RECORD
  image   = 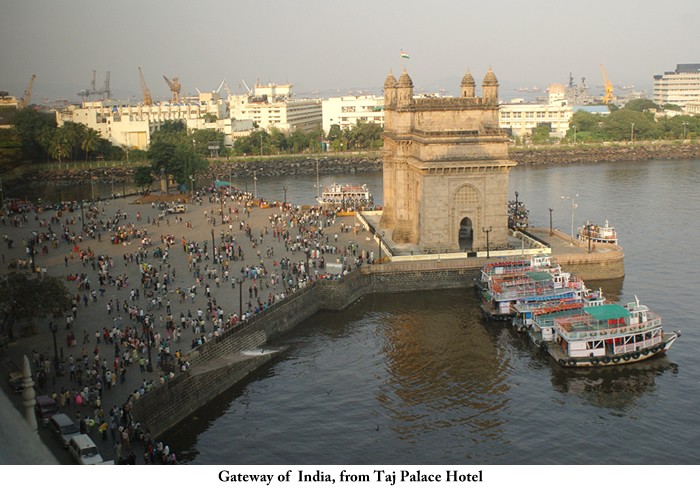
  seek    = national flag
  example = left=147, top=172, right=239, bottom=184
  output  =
left=401, top=50, right=409, bottom=59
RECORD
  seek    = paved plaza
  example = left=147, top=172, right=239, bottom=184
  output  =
left=0, top=188, right=382, bottom=464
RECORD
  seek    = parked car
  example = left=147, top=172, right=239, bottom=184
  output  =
left=8, top=371, right=23, bottom=393
left=67, top=434, right=104, bottom=465
left=48, top=413, right=80, bottom=448
left=168, top=204, right=187, bottom=214
left=34, top=395, right=59, bottom=426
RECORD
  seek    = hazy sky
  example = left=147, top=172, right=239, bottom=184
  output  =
left=2, top=0, right=699, bottom=102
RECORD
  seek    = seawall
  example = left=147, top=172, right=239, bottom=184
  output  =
left=510, top=143, right=700, bottom=165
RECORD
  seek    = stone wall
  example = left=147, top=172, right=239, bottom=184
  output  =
left=510, top=143, right=700, bottom=165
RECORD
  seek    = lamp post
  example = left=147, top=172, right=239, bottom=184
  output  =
left=630, top=122, right=635, bottom=143
left=561, top=194, right=578, bottom=245
left=189, top=175, right=195, bottom=200
left=482, top=227, right=492, bottom=258
left=283, top=186, right=288, bottom=204
left=211, top=228, right=215, bottom=251
left=90, top=169, right=95, bottom=202
left=377, top=231, right=384, bottom=264
left=548, top=208, right=553, bottom=237
left=572, top=125, right=577, bottom=145
left=49, top=321, right=59, bottom=370
left=683, top=121, right=688, bottom=141
left=237, top=277, right=244, bottom=320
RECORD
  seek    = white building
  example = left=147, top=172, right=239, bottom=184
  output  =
left=56, top=93, right=254, bottom=150
left=227, top=81, right=322, bottom=135
left=499, top=84, right=573, bottom=138
left=322, top=95, right=384, bottom=134
left=653, top=64, right=700, bottom=110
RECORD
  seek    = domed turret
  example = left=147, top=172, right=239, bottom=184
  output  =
left=396, top=67, right=414, bottom=106
left=397, top=67, right=413, bottom=88
left=461, top=68, right=476, bottom=98
left=482, top=66, right=499, bottom=102
left=384, top=70, right=397, bottom=88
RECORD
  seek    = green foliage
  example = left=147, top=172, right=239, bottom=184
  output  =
left=134, top=166, right=155, bottom=194
left=9, top=107, right=57, bottom=162
left=663, top=103, right=682, bottom=112
left=0, top=128, right=22, bottom=170
left=601, top=109, right=662, bottom=141
left=624, top=99, right=660, bottom=112
left=566, top=110, right=604, bottom=142
left=148, top=140, right=208, bottom=187
left=531, top=125, right=552, bottom=144
left=0, top=272, right=73, bottom=339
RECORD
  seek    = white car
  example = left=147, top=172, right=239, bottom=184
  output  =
left=68, top=434, right=104, bottom=465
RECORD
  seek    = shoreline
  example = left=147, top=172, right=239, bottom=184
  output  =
left=8, top=142, right=700, bottom=187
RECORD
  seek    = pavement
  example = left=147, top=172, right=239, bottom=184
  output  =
left=0, top=189, right=382, bottom=464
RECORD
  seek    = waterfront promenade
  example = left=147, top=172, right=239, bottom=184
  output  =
left=0, top=189, right=381, bottom=464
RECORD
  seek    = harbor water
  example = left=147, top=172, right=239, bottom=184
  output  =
left=18, top=159, right=700, bottom=464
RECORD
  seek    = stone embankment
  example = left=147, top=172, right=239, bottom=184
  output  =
left=510, top=143, right=700, bottom=165
left=16, top=143, right=700, bottom=187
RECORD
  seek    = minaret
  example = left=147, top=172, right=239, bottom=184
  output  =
left=396, top=67, right=414, bottom=107
left=383, top=70, right=397, bottom=107
left=460, top=69, right=476, bottom=98
left=482, top=66, right=499, bottom=102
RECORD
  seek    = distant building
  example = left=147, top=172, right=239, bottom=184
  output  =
left=499, top=84, right=573, bottom=138
left=56, top=93, right=253, bottom=150
left=322, top=95, right=384, bottom=134
left=228, top=81, right=322, bottom=135
left=653, top=64, right=700, bottom=109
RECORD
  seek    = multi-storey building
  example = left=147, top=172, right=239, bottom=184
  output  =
left=499, top=84, right=573, bottom=138
left=322, top=95, right=384, bottom=134
left=228, top=81, right=322, bottom=134
left=653, top=64, right=700, bottom=110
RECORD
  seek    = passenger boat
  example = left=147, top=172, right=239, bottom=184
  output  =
left=316, top=183, right=372, bottom=207
left=512, top=287, right=606, bottom=333
left=479, top=268, right=586, bottom=321
left=535, top=298, right=680, bottom=367
left=476, top=255, right=553, bottom=292
left=577, top=220, right=618, bottom=245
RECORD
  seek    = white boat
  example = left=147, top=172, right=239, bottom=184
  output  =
left=577, top=220, right=618, bottom=245
left=534, top=298, right=680, bottom=367
left=316, top=183, right=372, bottom=206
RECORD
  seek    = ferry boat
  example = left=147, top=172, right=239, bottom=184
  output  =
left=512, top=287, right=606, bottom=334
left=577, top=220, right=618, bottom=245
left=536, top=299, right=680, bottom=367
left=316, top=183, right=372, bottom=207
left=476, top=255, right=554, bottom=292
left=479, top=268, right=586, bottom=321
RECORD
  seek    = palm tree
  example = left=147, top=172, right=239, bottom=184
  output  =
left=48, top=132, right=71, bottom=165
left=61, top=122, right=84, bottom=161
left=81, top=128, right=100, bottom=162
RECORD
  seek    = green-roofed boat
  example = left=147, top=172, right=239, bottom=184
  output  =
left=535, top=298, right=680, bottom=367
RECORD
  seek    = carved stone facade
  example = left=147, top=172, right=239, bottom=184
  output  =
left=380, top=67, right=516, bottom=252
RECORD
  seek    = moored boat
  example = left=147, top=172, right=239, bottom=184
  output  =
left=316, top=183, right=372, bottom=207
left=536, top=299, right=680, bottom=367
left=577, top=220, right=618, bottom=245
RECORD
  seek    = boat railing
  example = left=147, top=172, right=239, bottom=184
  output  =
left=613, top=332, right=663, bottom=355
left=554, top=313, right=662, bottom=341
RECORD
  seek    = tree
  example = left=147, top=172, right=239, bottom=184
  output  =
left=9, top=107, right=57, bottom=162
left=624, top=99, right=660, bottom=112
left=531, top=124, right=552, bottom=144
left=148, top=140, right=208, bottom=187
left=134, top=166, right=155, bottom=194
left=663, top=103, right=682, bottom=112
left=0, top=273, right=73, bottom=339
left=601, top=109, right=661, bottom=141
left=81, top=127, right=100, bottom=162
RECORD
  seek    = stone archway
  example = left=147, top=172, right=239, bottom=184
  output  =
left=459, top=217, right=474, bottom=251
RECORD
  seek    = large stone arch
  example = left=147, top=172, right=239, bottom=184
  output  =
left=452, top=184, right=482, bottom=251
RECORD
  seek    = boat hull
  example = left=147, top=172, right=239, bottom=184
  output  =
left=541, top=332, right=679, bottom=368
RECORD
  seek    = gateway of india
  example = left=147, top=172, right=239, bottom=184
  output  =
left=379, top=66, right=516, bottom=253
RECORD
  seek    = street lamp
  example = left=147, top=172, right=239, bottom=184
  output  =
left=189, top=174, right=195, bottom=200
left=683, top=121, right=688, bottom=141
left=548, top=208, right=553, bottom=237
left=211, top=228, right=215, bottom=251
left=630, top=122, right=635, bottom=143
left=572, top=125, right=577, bottom=145
left=283, top=186, right=288, bottom=204
left=49, top=322, right=59, bottom=370
left=482, top=227, right=492, bottom=258
left=561, top=194, right=578, bottom=245
left=237, top=277, right=245, bottom=320
left=377, top=231, right=384, bottom=264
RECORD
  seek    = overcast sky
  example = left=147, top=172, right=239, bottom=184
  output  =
left=2, top=0, right=699, bottom=103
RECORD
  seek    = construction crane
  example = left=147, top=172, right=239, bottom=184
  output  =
left=78, top=71, right=111, bottom=101
left=163, top=76, right=181, bottom=104
left=241, top=79, right=253, bottom=95
left=139, top=67, right=153, bottom=106
left=215, top=79, right=232, bottom=97
left=19, top=74, right=36, bottom=109
left=600, top=64, right=614, bottom=104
